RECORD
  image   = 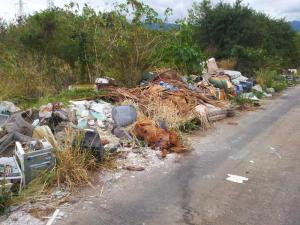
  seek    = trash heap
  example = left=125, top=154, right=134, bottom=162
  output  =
left=0, top=100, right=117, bottom=189
left=199, top=58, right=277, bottom=101
left=0, top=61, right=252, bottom=190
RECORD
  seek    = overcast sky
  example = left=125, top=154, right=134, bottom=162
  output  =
left=0, top=0, right=299, bottom=22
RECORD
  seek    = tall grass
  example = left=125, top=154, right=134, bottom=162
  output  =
left=255, top=69, right=287, bottom=91
left=51, top=129, right=97, bottom=191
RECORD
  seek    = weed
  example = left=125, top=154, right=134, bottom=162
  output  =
left=51, top=129, right=98, bottom=191
left=252, top=90, right=264, bottom=99
left=273, top=81, right=288, bottom=92
left=0, top=180, right=12, bottom=215
left=255, top=69, right=288, bottom=92
left=179, top=118, right=200, bottom=133
left=231, top=95, right=254, bottom=106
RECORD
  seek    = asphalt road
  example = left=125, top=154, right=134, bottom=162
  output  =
left=58, top=86, right=300, bottom=225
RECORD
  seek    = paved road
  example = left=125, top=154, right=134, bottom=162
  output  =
left=59, top=86, right=300, bottom=225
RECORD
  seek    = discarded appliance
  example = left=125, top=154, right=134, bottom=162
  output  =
left=0, top=156, right=23, bottom=190
left=15, top=139, right=54, bottom=185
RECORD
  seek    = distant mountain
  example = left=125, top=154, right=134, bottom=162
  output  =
left=290, top=21, right=300, bottom=32
left=145, top=23, right=179, bottom=31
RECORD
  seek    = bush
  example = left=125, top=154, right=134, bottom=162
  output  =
left=255, top=69, right=287, bottom=92
left=273, top=81, right=288, bottom=92
left=161, top=21, right=206, bottom=74
left=232, top=95, right=254, bottom=106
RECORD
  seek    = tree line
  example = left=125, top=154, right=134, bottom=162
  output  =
left=0, top=0, right=299, bottom=100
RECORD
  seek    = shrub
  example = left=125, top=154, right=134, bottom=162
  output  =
left=255, top=69, right=287, bottom=92
left=273, top=81, right=288, bottom=92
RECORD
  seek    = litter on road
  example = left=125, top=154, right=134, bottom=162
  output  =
left=226, top=174, right=249, bottom=184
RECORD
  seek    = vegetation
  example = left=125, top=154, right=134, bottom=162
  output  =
left=255, top=69, right=288, bottom=91
left=0, top=181, right=11, bottom=215
left=0, top=0, right=299, bottom=214
left=188, top=0, right=299, bottom=75
left=231, top=94, right=258, bottom=110
left=1, top=0, right=297, bottom=104
left=17, top=88, right=107, bottom=109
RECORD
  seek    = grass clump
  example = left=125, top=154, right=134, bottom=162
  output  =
left=231, top=95, right=256, bottom=109
left=255, top=69, right=287, bottom=92
left=12, top=129, right=99, bottom=204
left=179, top=118, right=201, bottom=133
left=50, top=130, right=98, bottom=191
left=0, top=181, right=12, bottom=215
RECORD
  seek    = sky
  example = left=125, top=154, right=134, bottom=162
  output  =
left=0, top=0, right=299, bottom=22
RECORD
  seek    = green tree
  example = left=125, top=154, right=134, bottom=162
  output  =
left=188, top=0, right=298, bottom=74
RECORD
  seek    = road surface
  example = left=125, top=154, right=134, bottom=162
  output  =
left=58, top=86, right=300, bottom=225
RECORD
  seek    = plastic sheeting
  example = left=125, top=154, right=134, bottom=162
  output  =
left=224, top=70, right=248, bottom=85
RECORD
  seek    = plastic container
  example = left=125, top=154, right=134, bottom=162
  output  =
left=112, top=105, right=137, bottom=127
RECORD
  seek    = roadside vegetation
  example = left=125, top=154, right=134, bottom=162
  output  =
left=0, top=0, right=299, bottom=104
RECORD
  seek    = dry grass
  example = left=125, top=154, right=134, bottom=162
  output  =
left=122, top=98, right=193, bottom=130
left=217, top=58, right=237, bottom=70
left=53, top=129, right=97, bottom=191
left=146, top=101, right=192, bottom=130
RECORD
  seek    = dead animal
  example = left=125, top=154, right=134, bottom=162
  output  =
left=133, top=118, right=183, bottom=154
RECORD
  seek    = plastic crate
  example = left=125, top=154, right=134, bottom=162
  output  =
left=15, top=139, right=54, bottom=185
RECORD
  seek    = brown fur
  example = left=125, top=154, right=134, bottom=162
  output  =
left=133, top=118, right=183, bottom=154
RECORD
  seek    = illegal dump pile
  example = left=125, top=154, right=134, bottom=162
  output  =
left=0, top=59, right=290, bottom=217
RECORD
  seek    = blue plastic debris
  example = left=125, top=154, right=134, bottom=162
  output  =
left=159, top=81, right=178, bottom=91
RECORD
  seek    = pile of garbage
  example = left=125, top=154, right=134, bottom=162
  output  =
left=0, top=60, right=261, bottom=190
left=200, top=58, right=277, bottom=101
left=0, top=100, right=133, bottom=189
left=0, top=96, right=188, bottom=190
